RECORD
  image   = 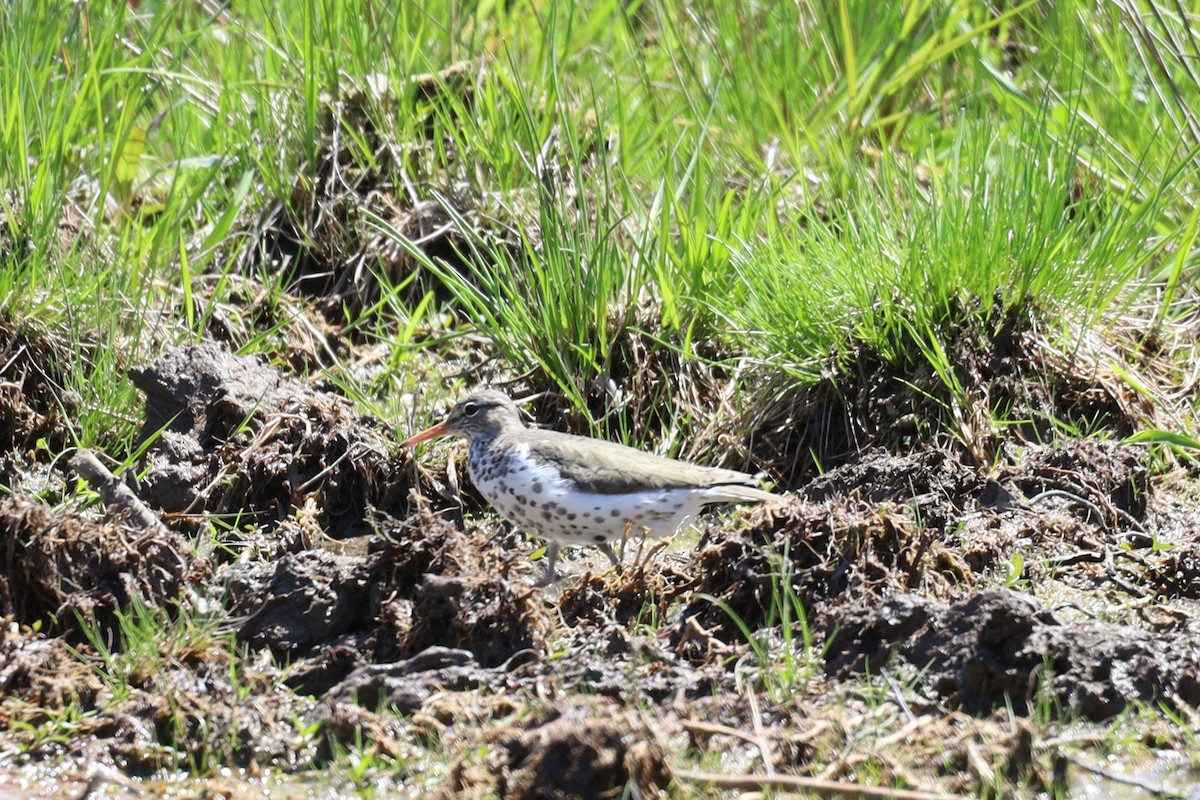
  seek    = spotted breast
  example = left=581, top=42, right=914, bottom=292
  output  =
left=469, top=441, right=705, bottom=548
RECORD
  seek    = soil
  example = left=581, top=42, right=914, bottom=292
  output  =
left=1, top=335, right=1198, bottom=798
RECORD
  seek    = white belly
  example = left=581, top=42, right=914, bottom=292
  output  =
left=469, top=443, right=707, bottom=547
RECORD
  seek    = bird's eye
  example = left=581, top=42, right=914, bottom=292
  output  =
left=462, top=401, right=480, bottom=417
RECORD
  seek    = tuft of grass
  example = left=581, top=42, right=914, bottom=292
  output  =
left=701, top=546, right=817, bottom=704
left=6, top=700, right=94, bottom=759
left=727, top=122, right=1169, bottom=378
left=71, top=594, right=226, bottom=701
left=2, top=0, right=1198, bottom=454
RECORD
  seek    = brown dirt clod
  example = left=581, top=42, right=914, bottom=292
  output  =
left=129, top=343, right=411, bottom=540
left=0, top=497, right=189, bottom=639
left=439, top=702, right=670, bottom=800
left=825, top=588, right=1200, bottom=721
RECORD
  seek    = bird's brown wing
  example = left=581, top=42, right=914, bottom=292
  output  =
left=522, top=428, right=765, bottom=495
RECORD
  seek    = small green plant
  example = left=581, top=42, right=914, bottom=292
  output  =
left=326, top=725, right=393, bottom=798
left=629, top=589, right=662, bottom=638
left=70, top=596, right=235, bottom=729
left=700, top=545, right=816, bottom=703
left=1031, top=655, right=1065, bottom=725
left=1127, top=428, right=1200, bottom=458
left=1005, top=551, right=1028, bottom=589
left=7, top=700, right=93, bottom=757
left=68, top=593, right=263, bottom=776
left=74, top=595, right=214, bottom=690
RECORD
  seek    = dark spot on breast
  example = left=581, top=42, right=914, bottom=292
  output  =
left=610, top=508, right=621, bottom=517
left=529, top=500, right=538, bottom=509
left=567, top=513, right=576, bottom=521
left=532, top=482, right=543, bottom=494
left=593, top=516, right=606, bottom=525
left=593, top=534, right=606, bottom=542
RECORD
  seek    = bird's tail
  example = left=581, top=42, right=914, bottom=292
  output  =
left=706, top=484, right=779, bottom=504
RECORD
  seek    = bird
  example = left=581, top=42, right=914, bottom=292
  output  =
left=401, top=389, right=777, bottom=584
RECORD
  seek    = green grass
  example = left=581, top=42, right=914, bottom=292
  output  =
left=3, top=0, right=1197, bottom=453
left=71, top=594, right=224, bottom=699
left=67, top=594, right=266, bottom=775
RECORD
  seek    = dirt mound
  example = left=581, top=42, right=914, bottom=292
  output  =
left=800, top=447, right=986, bottom=524
left=0, top=624, right=104, bottom=712
left=666, top=435, right=1193, bottom=724
left=747, top=303, right=1154, bottom=483
left=0, top=323, right=73, bottom=447
left=558, top=556, right=695, bottom=629
left=369, top=510, right=552, bottom=668
left=217, top=509, right=552, bottom=694
left=0, top=497, right=190, bottom=638
left=1003, top=436, right=1149, bottom=522
left=326, top=646, right=490, bottom=713
left=237, top=63, right=521, bottom=320
left=0, top=321, right=78, bottom=493
left=439, top=701, right=670, bottom=800
left=81, top=645, right=318, bottom=775
left=675, top=498, right=930, bottom=654
left=826, top=588, right=1200, bottom=721
left=129, top=344, right=411, bottom=539
left=680, top=437, right=1155, bottom=649
left=0, top=614, right=403, bottom=775
left=224, top=548, right=373, bottom=656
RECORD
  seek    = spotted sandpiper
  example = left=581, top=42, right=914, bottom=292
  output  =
left=401, top=389, right=777, bottom=584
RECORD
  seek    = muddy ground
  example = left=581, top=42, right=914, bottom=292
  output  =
left=0, top=331, right=1198, bottom=799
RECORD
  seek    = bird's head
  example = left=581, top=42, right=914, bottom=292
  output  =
left=401, top=389, right=526, bottom=446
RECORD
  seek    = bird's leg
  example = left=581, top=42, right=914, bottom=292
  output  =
left=597, top=541, right=620, bottom=567
left=533, top=541, right=561, bottom=586
left=619, top=520, right=635, bottom=564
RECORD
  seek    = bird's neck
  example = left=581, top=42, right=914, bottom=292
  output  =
left=468, top=431, right=505, bottom=461
left=468, top=426, right=528, bottom=459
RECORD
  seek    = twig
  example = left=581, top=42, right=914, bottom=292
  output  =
left=873, top=716, right=926, bottom=750
left=75, top=766, right=139, bottom=800
left=70, top=450, right=168, bottom=535
left=1037, top=731, right=1108, bottom=749
left=1027, top=489, right=1110, bottom=526
left=1028, top=486, right=1150, bottom=537
left=1170, top=692, right=1200, bottom=729
left=1061, top=753, right=1182, bottom=798
left=682, top=719, right=771, bottom=750
left=964, top=740, right=997, bottom=794
left=673, top=769, right=966, bottom=800
left=744, top=680, right=777, bottom=775
left=682, top=716, right=777, bottom=776
left=885, top=672, right=916, bottom=723
left=1105, top=564, right=1148, bottom=597
left=1043, top=549, right=1104, bottom=567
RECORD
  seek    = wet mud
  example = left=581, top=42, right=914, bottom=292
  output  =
left=1, top=341, right=1198, bottom=797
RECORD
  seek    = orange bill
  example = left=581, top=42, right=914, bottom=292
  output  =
left=400, top=421, right=450, bottom=447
